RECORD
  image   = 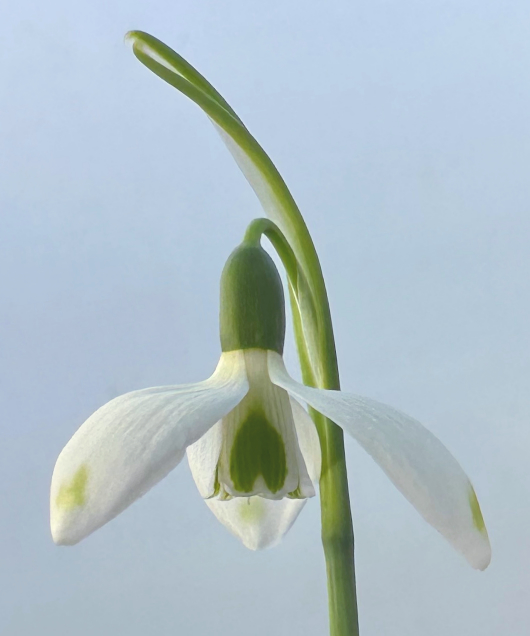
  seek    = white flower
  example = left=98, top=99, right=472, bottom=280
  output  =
left=50, top=242, right=491, bottom=570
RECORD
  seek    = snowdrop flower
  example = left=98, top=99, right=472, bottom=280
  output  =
left=51, top=232, right=490, bottom=570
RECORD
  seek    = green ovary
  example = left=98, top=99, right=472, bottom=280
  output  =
left=230, top=411, right=287, bottom=494
left=56, top=465, right=89, bottom=510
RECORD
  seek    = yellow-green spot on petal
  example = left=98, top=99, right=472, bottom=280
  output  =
left=56, top=465, right=89, bottom=510
left=469, top=487, right=486, bottom=534
left=239, top=497, right=265, bottom=524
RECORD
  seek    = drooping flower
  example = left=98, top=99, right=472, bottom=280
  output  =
left=51, top=234, right=491, bottom=570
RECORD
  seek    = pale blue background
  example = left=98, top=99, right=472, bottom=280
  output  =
left=1, top=1, right=530, bottom=634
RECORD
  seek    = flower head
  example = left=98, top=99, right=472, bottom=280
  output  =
left=51, top=233, right=490, bottom=569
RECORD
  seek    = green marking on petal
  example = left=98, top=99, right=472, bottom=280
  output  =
left=469, top=487, right=486, bottom=534
left=230, top=410, right=287, bottom=494
left=208, top=467, right=221, bottom=499
left=287, top=486, right=304, bottom=499
left=239, top=497, right=265, bottom=523
left=56, top=465, right=89, bottom=510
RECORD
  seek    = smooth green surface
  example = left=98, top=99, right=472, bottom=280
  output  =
left=129, top=32, right=359, bottom=636
left=230, top=410, right=287, bottom=494
left=219, top=244, right=285, bottom=354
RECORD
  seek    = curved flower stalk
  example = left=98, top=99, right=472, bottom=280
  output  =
left=51, top=229, right=490, bottom=573
left=125, top=31, right=331, bottom=385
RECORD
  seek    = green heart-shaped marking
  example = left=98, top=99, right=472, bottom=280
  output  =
left=230, top=411, right=287, bottom=494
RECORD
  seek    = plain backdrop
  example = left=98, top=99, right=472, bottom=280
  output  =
left=2, top=1, right=530, bottom=634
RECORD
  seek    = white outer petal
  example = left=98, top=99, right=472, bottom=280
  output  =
left=204, top=497, right=307, bottom=550
left=290, top=398, right=321, bottom=484
left=268, top=352, right=491, bottom=570
left=50, top=351, right=248, bottom=545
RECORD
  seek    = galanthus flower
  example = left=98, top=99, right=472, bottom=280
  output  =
left=51, top=230, right=490, bottom=570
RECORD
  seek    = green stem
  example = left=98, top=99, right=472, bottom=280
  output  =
left=245, top=218, right=359, bottom=636
left=128, top=33, right=359, bottom=636
left=244, top=218, right=301, bottom=287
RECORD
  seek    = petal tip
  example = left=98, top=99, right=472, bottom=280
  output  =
left=468, top=541, right=492, bottom=571
left=469, top=487, right=487, bottom=534
left=50, top=517, right=80, bottom=546
left=466, top=486, right=491, bottom=570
